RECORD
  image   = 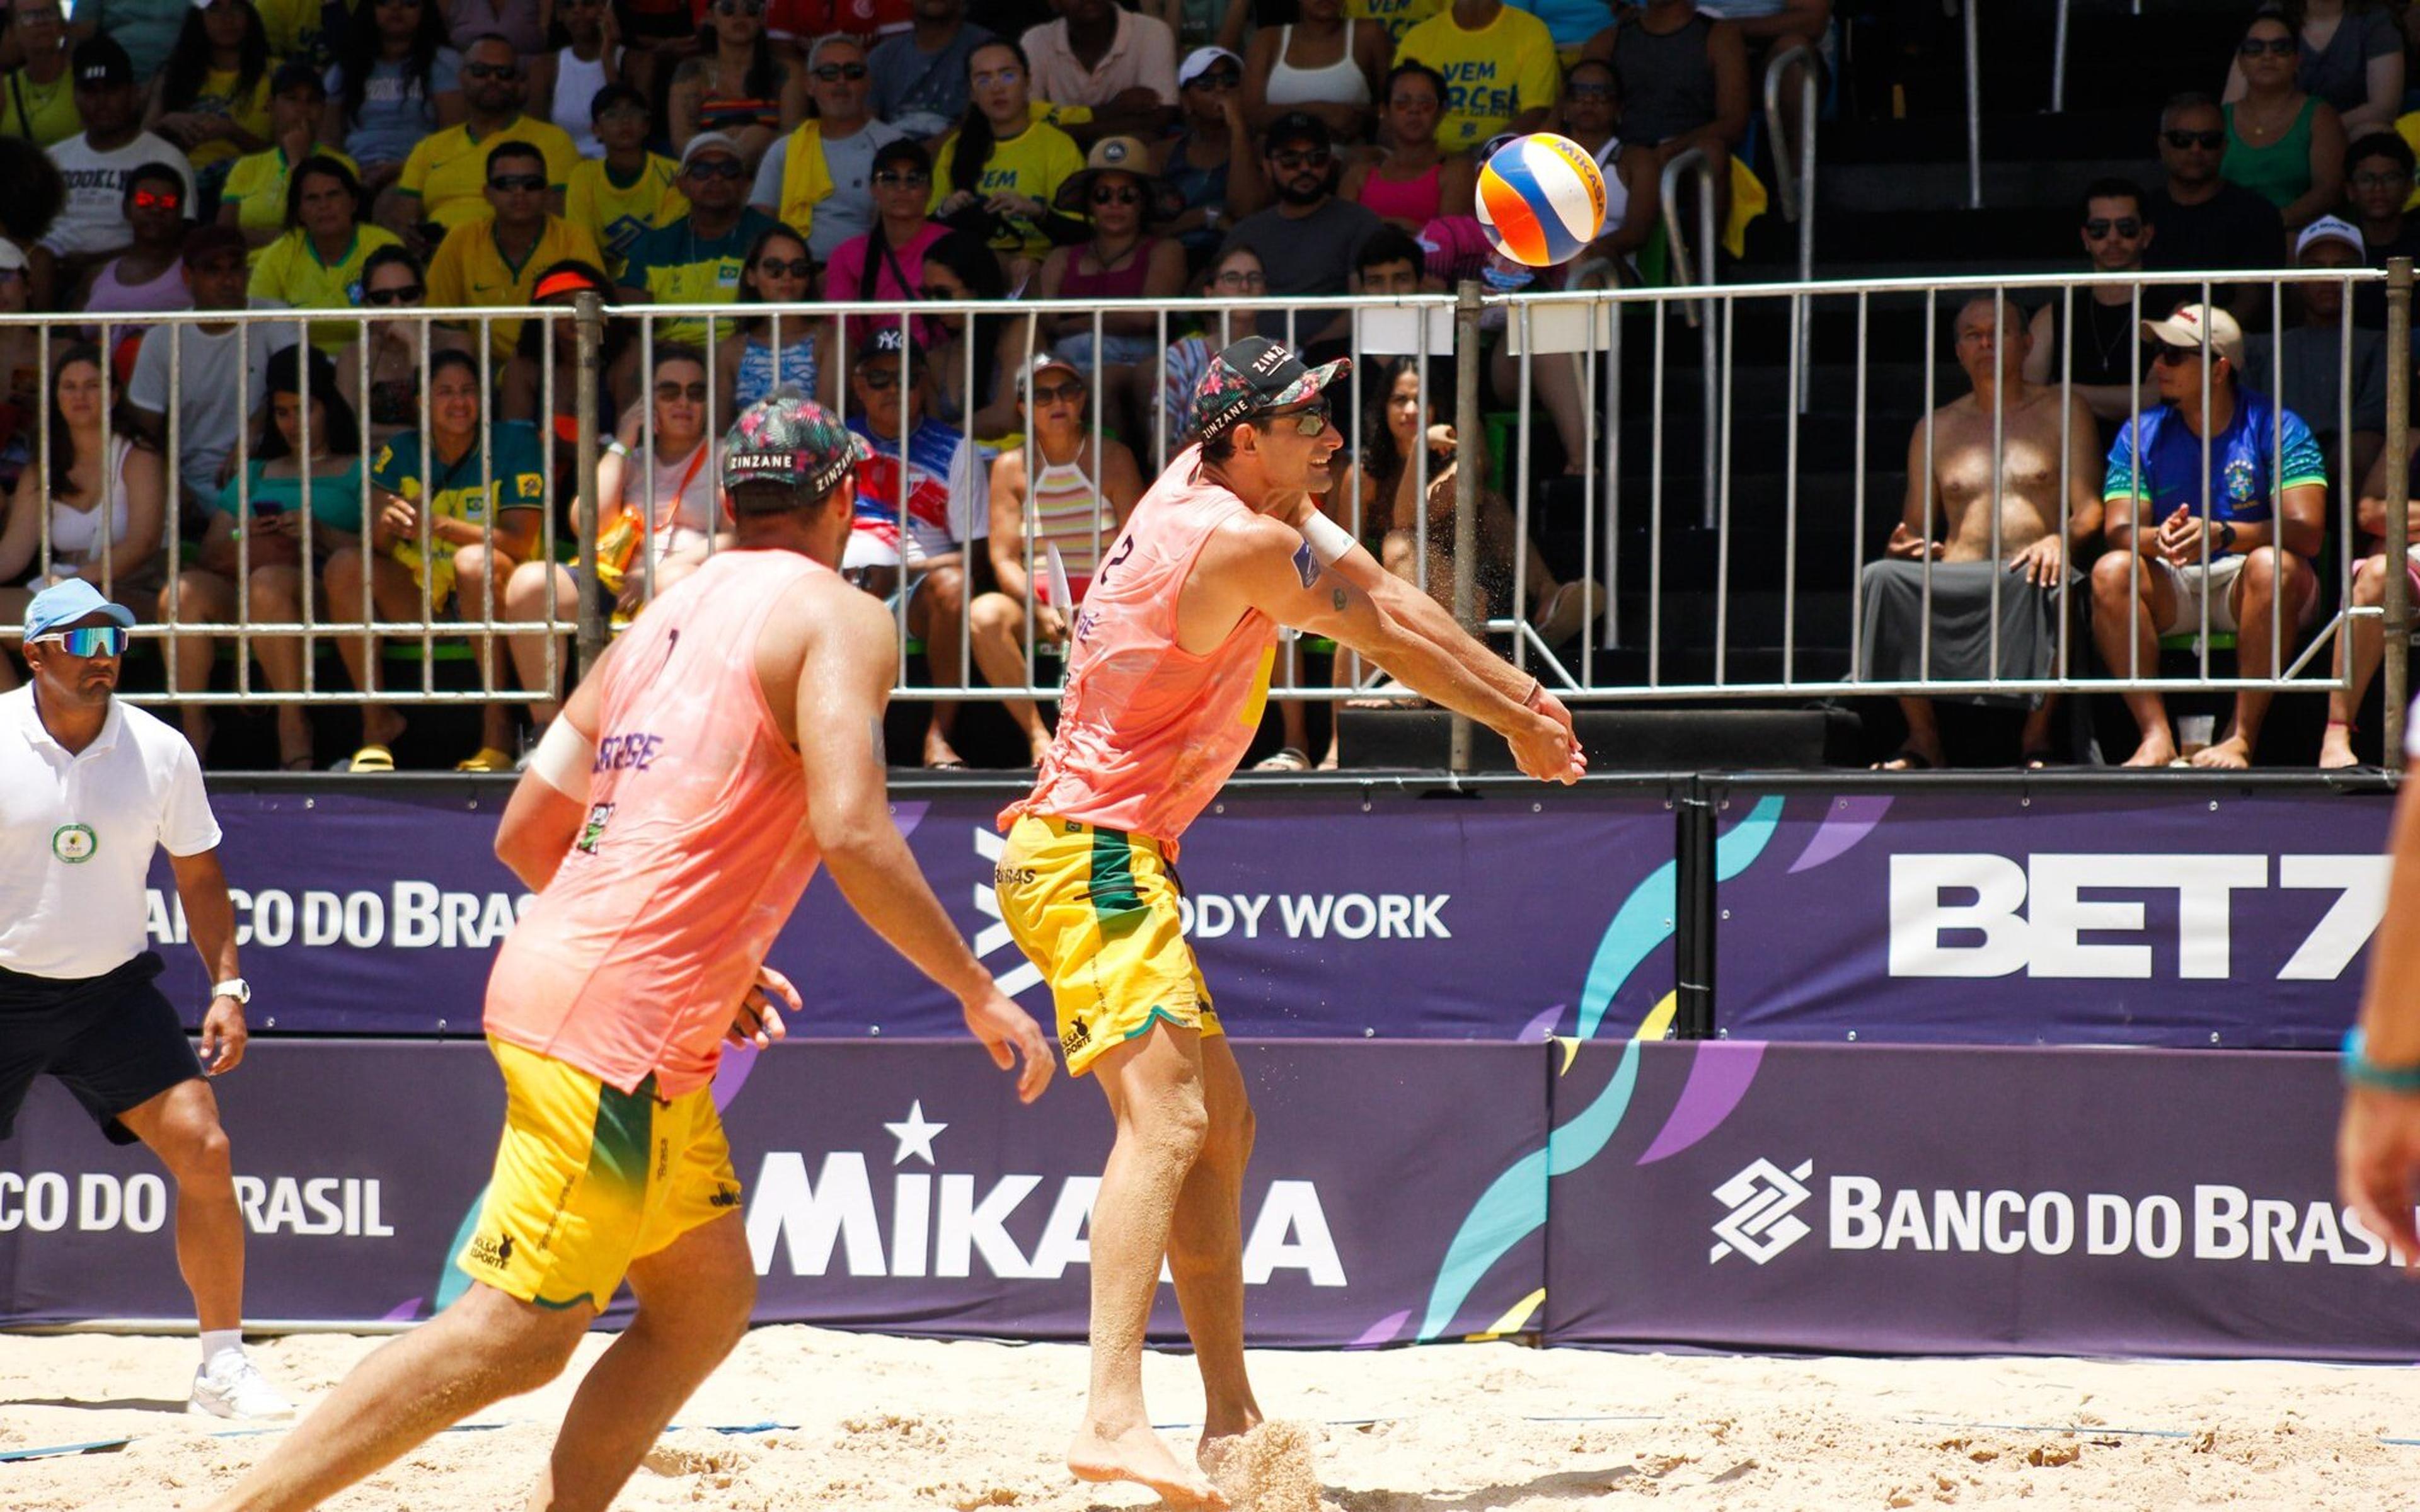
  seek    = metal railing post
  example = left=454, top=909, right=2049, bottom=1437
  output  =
left=1659, top=147, right=1720, bottom=529
left=1964, top=0, right=1982, bottom=207
left=2050, top=0, right=2069, bottom=114
left=1451, top=280, right=1483, bottom=774
left=2386, top=258, right=2412, bottom=759
left=573, top=290, right=606, bottom=677
left=1764, top=45, right=1822, bottom=414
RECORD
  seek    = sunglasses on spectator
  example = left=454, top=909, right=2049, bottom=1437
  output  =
left=2164, top=129, right=2225, bottom=151
left=2148, top=341, right=2210, bottom=364
left=814, top=62, right=868, bottom=81
left=1189, top=67, right=1240, bottom=88
left=657, top=381, right=709, bottom=403
left=713, top=0, right=763, bottom=11
left=1090, top=184, right=1141, bottom=206
left=31, top=626, right=128, bottom=658
left=1565, top=81, right=1613, bottom=100
left=364, top=282, right=426, bottom=304
left=2238, top=36, right=2296, bottom=58
left=463, top=60, right=521, bottom=79
left=130, top=187, right=182, bottom=210
left=1270, top=147, right=1332, bottom=171
left=972, top=66, right=1022, bottom=87
left=2082, top=217, right=2141, bottom=239
left=2353, top=169, right=2411, bottom=189
left=374, top=0, right=421, bottom=8
left=1030, top=380, right=1084, bottom=404
left=1214, top=268, right=1265, bottom=289
left=857, top=366, right=903, bottom=391
left=873, top=169, right=930, bottom=188
left=489, top=173, right=547, bottom=192
left=685, top=156, right=747, bottom=179
left=754, top=256, right=813, bottom=278
left=1256, top=403, right=1328, bottom=436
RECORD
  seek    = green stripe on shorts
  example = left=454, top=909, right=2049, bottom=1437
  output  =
left=1087, top=825, right=1146, bottom=937
left=585, top=1073, right=656, bottom=1200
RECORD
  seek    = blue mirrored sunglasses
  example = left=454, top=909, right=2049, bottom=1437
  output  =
left=33, top=626, right=129, bottom=657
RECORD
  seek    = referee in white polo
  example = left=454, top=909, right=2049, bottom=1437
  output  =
left=1, top=580, right=294, bottom=1420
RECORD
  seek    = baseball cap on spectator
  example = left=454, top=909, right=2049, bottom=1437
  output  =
left=2141, top=303, right=2245, bottom=367
left=855, top=324, right=919, bottom=364
left=182, top=222, right=250, bottom=264
left=680, top=131, right=744, bottom=169
left=1262, top=111, right=1331, bottom=155
left=25, top=577, right=137, bottom=639
left=270, top=59, right=326, bottom=96
left=0, top=238, right=25, bottom=275
left=72, top=35, right=134, bottom=89
left=1190, top=335, right=1349, bottom=444
left=1018, top=351, right=1081, bottom=397
left=591, top=81, right=647, bottom=121
left=722, top=390, right=868, bottom=499
left=2295, top=214, right=2364, bottom=260
left=1178, top=46, right=1241, bottom=87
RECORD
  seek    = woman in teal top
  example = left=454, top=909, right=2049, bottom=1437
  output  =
left=161, top=345, right=367, bottom=770
left=2222, top=11, right=2344, bottom=231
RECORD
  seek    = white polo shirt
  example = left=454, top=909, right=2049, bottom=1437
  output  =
left=0, top=687, right=221, bottom=981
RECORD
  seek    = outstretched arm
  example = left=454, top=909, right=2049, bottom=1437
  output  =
left=801, top=592, right=1055, bottom=1101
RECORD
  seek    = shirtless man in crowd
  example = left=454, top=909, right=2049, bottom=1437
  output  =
left=1864, top=295, right=2104, bottom=769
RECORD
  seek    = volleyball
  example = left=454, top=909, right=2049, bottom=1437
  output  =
left=1475, top=133, right=1607, bottom=268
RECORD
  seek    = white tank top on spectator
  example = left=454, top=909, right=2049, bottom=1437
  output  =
left=39, top=437, right=137, bottom=561
left=610, top=435, right=721, bottom=559
left=1264, top=21, right=1370, bottom=108
left=553, top=46, right=621, bottom=159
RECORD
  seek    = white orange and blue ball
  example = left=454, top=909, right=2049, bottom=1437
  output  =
left=1475, top=133, right=1608, bottom=268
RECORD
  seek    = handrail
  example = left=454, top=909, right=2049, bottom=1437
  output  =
left=1658, top=146, right=1722, bottom=529
left=1763, top=41, right=1824, bottom=413
left=1964, top=0, right=1981, bottom=207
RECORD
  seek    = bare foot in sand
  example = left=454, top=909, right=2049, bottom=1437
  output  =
left=2319, top=723, right=2363, bottom=770
left=2120, top=728, right=2179, bottom=767
left=1069, top=1422, right=1228, bottom=1508
left=2189, top=733, right=2254, bottom=770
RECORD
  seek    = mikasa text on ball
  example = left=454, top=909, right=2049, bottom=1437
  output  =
left=1476, top=133, right=1607, bottom=268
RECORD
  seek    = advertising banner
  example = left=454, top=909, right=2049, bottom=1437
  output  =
left=1710, top=784, right=2395, bottom=1048
left=0, top=1038, right=1547, bottom=1346
left=142, top=784, right=1682, bottom=1043
left=1543, top=1040, right=2420, bottom=1362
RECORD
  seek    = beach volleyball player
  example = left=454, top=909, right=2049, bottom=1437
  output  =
left=995, top=335, right=1586, bottom=1506
left=2339, top=697, right=2420, bottom=1265
left=209, top=394, right=1054, bottom=1512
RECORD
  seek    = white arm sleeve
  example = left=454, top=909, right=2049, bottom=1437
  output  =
left=528, top=719, right=597, bottom=799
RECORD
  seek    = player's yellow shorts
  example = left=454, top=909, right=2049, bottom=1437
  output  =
left=457, top=1038, right=742, bottom=1310
left=994, top=814, right=1222, bottom=1077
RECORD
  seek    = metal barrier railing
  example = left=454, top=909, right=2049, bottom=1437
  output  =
left=1764, top=42, right=1824, bottom=414
left=3, top=266, right=2407, bottom=765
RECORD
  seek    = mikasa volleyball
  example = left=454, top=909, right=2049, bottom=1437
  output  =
left=1475, top=133, right=1608, bottom=268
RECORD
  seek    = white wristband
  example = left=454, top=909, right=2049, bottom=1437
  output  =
left=527, top=719, right=596, bottom=799
left=1299, top=508, right=1356, bottom=566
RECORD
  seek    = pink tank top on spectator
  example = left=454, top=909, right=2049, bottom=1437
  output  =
left=1058, top=236, right=1162, bottom=301
left=826, top=221, right=948, bottom=347
left=83, top=256, right=191, bottom=351
left=1356, top=161, right=1442, bottom=224
left=1003, top=444, right=1279, bottom=854
left=485, top=549, right=829, bottom=1096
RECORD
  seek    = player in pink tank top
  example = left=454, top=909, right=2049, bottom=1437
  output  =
left=994, top=336, right=1587, bottom=1506
left=215, top=395, right=1053, bottom=1512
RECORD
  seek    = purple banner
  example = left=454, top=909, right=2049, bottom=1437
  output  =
left=141, top=784, right=1680, bottom=1041
left=0, top=1038, right=1546, bottom=1345
left=1711, top=786, right=2395, bottom=1048
left=1543, top=1040, right=2420, bottom=1361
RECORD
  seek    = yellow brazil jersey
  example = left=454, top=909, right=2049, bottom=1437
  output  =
left=370, top=420, right=548, bottom=602
left=1346, top=0, right=1442, bottom=47
left=248, top=224, right=403, bottom=353
left=426, top=214, right=604, bottom=355
left=397, top=116, right=581, bottom=233
left=0, top=64, right=79, bottom=147
left=1397, top=4, right=1560, bottom=151
left=1029, top=98, right=1092, bottom=132
left=180, top=67, right=277, bottom=170
left=566, top=152, right=688, bottom=280
left=928, top=119, right=1085, bottom=260
left=252, top=0, right=330, bottom=68
left=618, top=207, right=777, bottom=348
left=222, top=144, right=362, bottom=249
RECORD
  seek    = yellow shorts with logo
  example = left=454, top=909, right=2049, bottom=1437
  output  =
left=458, top=1038, right=742, bottom=1310
left=995, top=815, right=1222, bottom=1077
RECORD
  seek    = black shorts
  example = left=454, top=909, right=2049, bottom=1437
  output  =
left=0, top=953, right=204, bottom=1147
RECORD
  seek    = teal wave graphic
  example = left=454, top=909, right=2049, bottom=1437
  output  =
left=1412, top=795, right=1785, bottom=1341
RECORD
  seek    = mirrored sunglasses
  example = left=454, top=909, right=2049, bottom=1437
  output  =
left=32, top=626, right=129, bottom=658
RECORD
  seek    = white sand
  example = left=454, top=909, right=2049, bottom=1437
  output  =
left=5, top=1326, right=2419, bottom=1509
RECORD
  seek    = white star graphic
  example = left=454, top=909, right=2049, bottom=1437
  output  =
left=884, top=1101, right=948, bottom=1166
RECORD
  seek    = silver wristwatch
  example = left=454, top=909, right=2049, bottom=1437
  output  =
left=212, top=977, right=252, bottom=1005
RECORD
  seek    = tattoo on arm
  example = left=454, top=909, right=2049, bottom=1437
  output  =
left=1332, top=586, right=1348, bottom=612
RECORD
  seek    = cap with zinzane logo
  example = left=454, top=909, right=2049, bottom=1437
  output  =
left=2141, top=302, right=2245, bottom=368
left=722, top=389, right=867, bottom=496
left=1190, top=335, right=1349, bottom=444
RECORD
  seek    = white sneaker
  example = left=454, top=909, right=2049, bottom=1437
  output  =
left=188, top=1353, right=297, bottom=1421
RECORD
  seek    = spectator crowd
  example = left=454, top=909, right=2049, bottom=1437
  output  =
left=2, top=0, right=2419, bottom=773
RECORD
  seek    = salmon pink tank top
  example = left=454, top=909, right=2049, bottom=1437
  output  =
left=1003, top=445, right=1279, bottom=855
left=486, top=548, right=828, bottom=1097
